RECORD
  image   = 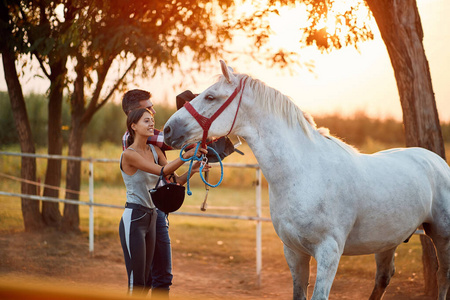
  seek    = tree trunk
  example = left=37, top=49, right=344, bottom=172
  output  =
left=61, top=123, right=85, bottom=232
left=2, top=48, right=43, bottom=231
left=62, top=57, right=86, bottom=232
left=61, top=54, right=114, bottom=232
left=41, top=60, right=67, bottom=228
left=367, top=0, right=444, bottom=297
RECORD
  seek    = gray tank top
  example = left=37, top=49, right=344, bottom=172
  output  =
left=120, top=144, right=160, bottom=209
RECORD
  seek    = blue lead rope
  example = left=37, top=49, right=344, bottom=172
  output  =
left=180, top=141, right=224, bottom=195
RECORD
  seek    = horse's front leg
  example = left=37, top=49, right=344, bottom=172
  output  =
left=311, top=240, right=342, bottom=300
left=284, top=244, right=311, bottom=300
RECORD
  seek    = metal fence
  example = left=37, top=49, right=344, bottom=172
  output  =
left=0, top=151, right=270, bottom=286
left=0, top=151, right=426, bottom=288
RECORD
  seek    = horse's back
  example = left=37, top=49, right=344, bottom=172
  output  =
left=371, top=147, right=449, bottom=215
left=369, top=147, right=449, bottom=184
left=376, top=147, right=450, bottom=192
left=341, top=147, right=450, bottom=254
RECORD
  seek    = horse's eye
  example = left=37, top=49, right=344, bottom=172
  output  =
left=205, top=95, right=215, bottom=101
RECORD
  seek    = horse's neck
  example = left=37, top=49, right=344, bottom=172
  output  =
left=239, top=114, right=320, bottom=183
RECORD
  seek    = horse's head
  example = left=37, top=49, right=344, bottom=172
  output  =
left=164, top=60, right=248, bottom=148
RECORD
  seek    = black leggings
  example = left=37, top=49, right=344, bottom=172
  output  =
left=119, top=203, right=157, bottom=294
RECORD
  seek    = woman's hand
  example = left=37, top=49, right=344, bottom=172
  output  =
left=182, top=147, right=208, bottom=159
left=191, top=161, right=211, bottom=174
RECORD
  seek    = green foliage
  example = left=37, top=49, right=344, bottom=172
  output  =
left=2, top=0, right=241, bottom=181
left=0, top=92, right=73, bottom=147
left=23, top=93, right=51, bottom=146
left=85, top=104, right=126, bottom=144
left=0, top=92, right=52, bottom=147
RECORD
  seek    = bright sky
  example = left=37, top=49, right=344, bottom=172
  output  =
left=1, top=0, right=449, bottom=121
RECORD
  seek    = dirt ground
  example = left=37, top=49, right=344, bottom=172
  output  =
left=0, top=230, right=436, bottom=300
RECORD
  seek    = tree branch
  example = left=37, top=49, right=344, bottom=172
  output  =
left=99, top=57, right=139, bottom=108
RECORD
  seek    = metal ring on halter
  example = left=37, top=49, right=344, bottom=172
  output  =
left=200, top=155, right=208, bottom=168
left=199, top=146, right=223, bottom=187
left=180, top=142, right=224, bottom=195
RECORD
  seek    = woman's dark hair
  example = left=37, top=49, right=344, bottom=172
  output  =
left=126, top=108, right=152, bottom=147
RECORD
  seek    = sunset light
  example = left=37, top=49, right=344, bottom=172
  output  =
left=321, top=0, right=373, bottom=34
left=0, top=1, right=450, bottom=299
left=0, top=0, right=449, bottom=122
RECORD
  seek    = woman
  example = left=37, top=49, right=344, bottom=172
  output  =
left=119, top=108, right=208, bottom=295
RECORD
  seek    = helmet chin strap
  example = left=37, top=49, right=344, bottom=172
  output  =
left=183, top=76, right=248, bottom=148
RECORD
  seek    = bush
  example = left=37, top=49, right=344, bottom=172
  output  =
left=85, top=104, right=126, bottom=144
left=314, top=111, right=405, bottom=147
left=84, top=102, right=176, bottom=144
left=0, top=92, right=177, bottom=148
left=0, top=92, right=51, bottom=147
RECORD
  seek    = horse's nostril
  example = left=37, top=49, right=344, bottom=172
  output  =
left=164, top=125, right=171, bottom=137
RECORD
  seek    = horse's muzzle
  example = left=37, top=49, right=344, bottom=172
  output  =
left=163, top=123, right=176, bottom=147
left=163, top=119, right=189, bottom=149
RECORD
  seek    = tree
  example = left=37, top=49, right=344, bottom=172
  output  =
left=2, top=0, right=239, bottom=231
left=366, top=1, right=443, bottom=295
left=1, top=1, right=43, bottom=231
left=2, top=0, right=77, bottom=228
left=61, top=0, right=242, bottom=231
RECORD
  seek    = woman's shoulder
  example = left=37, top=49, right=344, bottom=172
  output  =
left=123, top=147, right=136, bottom=153
left=122, top=148, right=138, bottom=159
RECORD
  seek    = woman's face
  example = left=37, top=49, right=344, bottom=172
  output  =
left=132, top=111, right=155, bottom=137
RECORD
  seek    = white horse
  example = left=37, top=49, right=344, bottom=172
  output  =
left=163, top=60, right=450, bottom=300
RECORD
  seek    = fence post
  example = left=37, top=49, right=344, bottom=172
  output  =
left=256, top=168, right=262, bottom=288
left=89, top=159, right=94, bottom=255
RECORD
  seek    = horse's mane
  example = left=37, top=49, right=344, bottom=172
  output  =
left=222, top=74, right=359, bottom=154
left=247, top=76, right=314, bottom=136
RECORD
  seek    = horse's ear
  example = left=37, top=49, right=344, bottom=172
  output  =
left=220, top=60, right=236, bottom=83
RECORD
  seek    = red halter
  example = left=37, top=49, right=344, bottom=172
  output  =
left=184, top=77, right=248, bottom=148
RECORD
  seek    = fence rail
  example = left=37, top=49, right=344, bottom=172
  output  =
left=0, top=150, right=425, bottom=288
left=0, top=151, right=268, bottom=286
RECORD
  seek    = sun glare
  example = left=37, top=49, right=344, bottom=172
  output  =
left=237, top=0, right=374, bottom=53
left=322, top=0, right=373, bottom=35
left=227, top=0, right=393, bottom=120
